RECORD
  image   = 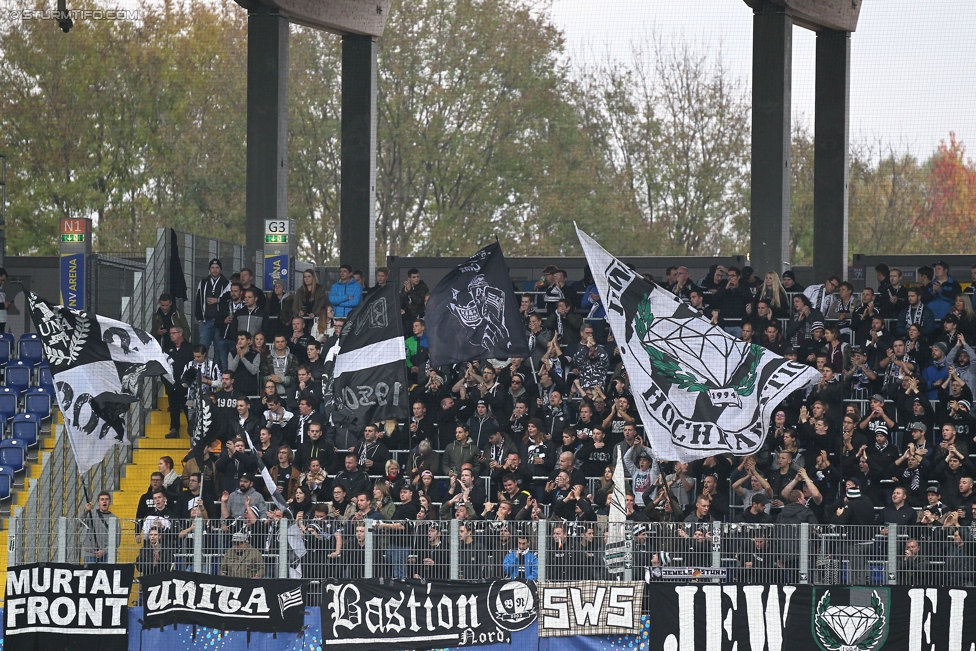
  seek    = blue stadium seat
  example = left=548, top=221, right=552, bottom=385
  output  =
left=4, top=361, right=31, bottom=394
left=0, top=387, right=18, bottom=424
left=25, top=388, right=51, bottom=420
left=11, top=413, right=39, bottom=448
left=18, top=334, right=43, bottom=367
left=0, top=440, right=25, bottom=472
left=0, top=333, right=14, bottom=357
left=0, top=466, right=11, bottom=500
left=0, top=338, right=10, bottom=368
left=37, top=363, right=55, bottom=398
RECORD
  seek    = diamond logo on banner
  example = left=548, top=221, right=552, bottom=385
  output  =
left=639, top=315, right=750, bottom=388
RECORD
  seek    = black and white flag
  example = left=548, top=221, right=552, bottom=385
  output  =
left=577, top=229, right=820, bottom=461
left=426, top=241, right=530, bottom=367
left=28, top=293, right=173, bottom=474
left=331, top=282, right=409, bottom=429
left=140, top=571, right=305, bottom=633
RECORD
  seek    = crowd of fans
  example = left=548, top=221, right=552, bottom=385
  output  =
left=83, top=258, right=976, bottom=587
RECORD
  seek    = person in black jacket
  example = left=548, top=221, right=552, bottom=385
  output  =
left=215, top=437, right=259, bottom=494
left=375, top=485, right=421, bottom=579
left=195, top=259, right=230, bottom=356
left=163, top=327, right=195, bottom=439
left=294, top=421, right=337, bottom=474
left=828, top=478, right=877, bottom=583
left=215, top=283, right=245, bottom=373
left=711, top=267, right=753, bottom=337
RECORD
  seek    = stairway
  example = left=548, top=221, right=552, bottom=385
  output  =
left=114, top=395, right=187, bottom=567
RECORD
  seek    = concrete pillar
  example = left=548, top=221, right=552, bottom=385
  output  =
left=340, top=34, right=378, bottom=278
left=813, top=29, right=850, bottom=281
left=750, top=0, right=792, bottom=276
left=245, top=5, right=289, bottom=252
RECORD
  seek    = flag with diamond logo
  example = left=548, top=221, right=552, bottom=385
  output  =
left=576, top=227, right=820, bottom=461
left=813, top=588, right=889, bottom=651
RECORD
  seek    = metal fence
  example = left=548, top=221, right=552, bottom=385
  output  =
left=120, top=227, right=261, bottom=339
left=13, top=518, right=975, bottom=598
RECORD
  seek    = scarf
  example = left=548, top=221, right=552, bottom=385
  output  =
left=905, top=303, right=923, bottom=327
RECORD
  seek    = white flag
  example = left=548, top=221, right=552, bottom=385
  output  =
left=576, top=227, right=820, bottom=462
left=604, top=454, right=631, bottom=574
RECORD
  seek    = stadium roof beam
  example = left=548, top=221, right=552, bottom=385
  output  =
left=237, top=0, right=390, bottom=277
left=745, top=0, right=861, bottom=281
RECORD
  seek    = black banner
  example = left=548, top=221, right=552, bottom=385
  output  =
left=646, top=583, right=976, bottom=651
left=321, top=578, right=537, bottom=650
left=426, top=242, right=530, bottom=367
left=331, top=282, right=410, bottom=429
left=139, top=571, right=304, bottom=633
left=4, top=562, right=133, bottom=651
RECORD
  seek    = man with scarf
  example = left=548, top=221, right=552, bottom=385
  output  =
left=355, top=423, right=392, bottom=477
left=803, top=275, right=841, bottom=317
left=880, top=338, right=916, bottom=396
left=896, top=288, right=935, bottom=337
left=195, top=259, right=230, bottom=355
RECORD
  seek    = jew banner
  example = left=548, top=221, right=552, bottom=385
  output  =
left=321, top=578, right=537, bottom=650
left=140, top=571, right=304, bottom=633
left=645, top=583, right=976, bottom=651
left=4, top=562, right=134, bottom=651
left=426, top=242, right=530, bottom=367
left=576, top=228, right=820, bottom=461
left=331, top=282, right=409, bottom=429
left=28, top=293, right=174, bottom=473
left=538, top=581, right=644, bottom=637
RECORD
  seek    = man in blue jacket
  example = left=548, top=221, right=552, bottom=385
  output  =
left=503, top=535, right=538, bottom=580
left=329, top=264, right=363, bottom=317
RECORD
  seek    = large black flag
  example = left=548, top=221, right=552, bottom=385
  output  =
left=426, top=241, right=529, bottom=367
left=331, top=282, right=409, bottom=429
left=168, top=228, right=188, bottom=301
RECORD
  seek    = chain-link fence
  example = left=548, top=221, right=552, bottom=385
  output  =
left=13, top=516, right=976, bottom=591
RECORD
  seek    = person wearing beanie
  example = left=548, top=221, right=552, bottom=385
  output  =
left=828, top=476, right=877, bottom=585
left=781, top=269, right=805, bottom=293
left=195, top=258, right=229, bottom=356
left=867, top=425, right=899, bottom=473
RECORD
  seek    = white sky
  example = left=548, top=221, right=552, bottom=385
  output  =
left=549, top=0, right=976, bottom=158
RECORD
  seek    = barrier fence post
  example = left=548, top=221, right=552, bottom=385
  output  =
left=278, top=520, right=289, bottom=578
left=193, top=517, right=204, bottom=573
left=449, top=519, right=460, bottom=580
left=887, top=524, right=898, bottom=585
left=56, top=516, right=67, bottom=563
left=107, top=516, right=118, bottom=564
left=537, top=522, right=547, bottom=584
left=364, top=520, right=374, bottom=579
left=799, top=523, right=810, bottom=585
left=711, top=521, right=722, bottom=581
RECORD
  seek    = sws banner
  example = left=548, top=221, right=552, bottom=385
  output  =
left=140, top=571, right=304, bottom=633
left=322, top=578, right=537, bottom=650
left=646, top=583, right=976, bottom=651
left=4, top=562, right=133, bottom=651
left=538, top=581, right=644, bottom=637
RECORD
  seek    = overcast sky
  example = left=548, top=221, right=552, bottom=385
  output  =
left=549, top=0, right=976, bottom=159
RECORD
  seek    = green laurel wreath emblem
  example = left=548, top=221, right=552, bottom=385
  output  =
left=633, top=294, right=763, bottom=396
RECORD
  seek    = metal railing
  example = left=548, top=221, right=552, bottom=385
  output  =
left=13, top=517, right=975, bottom=592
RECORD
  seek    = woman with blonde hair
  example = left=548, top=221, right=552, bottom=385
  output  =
left=953, top=293, right=976, bottom=340
left=295, top=269, right=328, bottom=329
left=756, top=271, right=789, bottom=318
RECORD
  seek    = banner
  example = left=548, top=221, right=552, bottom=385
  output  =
left=538, top=581, right=644, bottom=637
left=645, top=566, right=728, bottom=581
left=331, top=282, right=409, bottom=429
left=27, top=293, right=174, bottom=473
left=645, top=584, right=976, bottom=651
left=604, top=455, right=631, bottom=574
left=576, top=228, right=820, bottom=461
left=321, top=578, right=537, bottom=650
left=425, top=242, right=530, bottom=367
left=140, top=571, right=304, bottom=633
left=4, top=563, right=133, bottom=651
